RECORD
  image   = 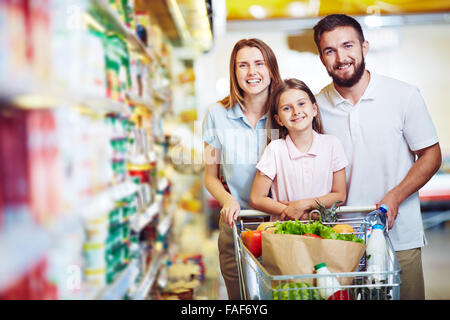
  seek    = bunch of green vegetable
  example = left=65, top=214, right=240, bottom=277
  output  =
left=273, top=220, right=364, bottom=244
left=273, top=282, right=321, bottom=300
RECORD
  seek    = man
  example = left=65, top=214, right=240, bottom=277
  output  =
left=314, top=14, right=442, bottom=300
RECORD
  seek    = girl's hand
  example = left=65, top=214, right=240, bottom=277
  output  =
left=280, top=200, right=311, bottom=220
left=220, top=198, right=241, bottom=228
left=281, top=200, right=311, bottom=220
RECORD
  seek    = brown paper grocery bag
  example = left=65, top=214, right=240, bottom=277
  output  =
left=262, top=233, right=366, bottom=285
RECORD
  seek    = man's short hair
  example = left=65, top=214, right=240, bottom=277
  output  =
left=313, top=14, right=365, bottom=53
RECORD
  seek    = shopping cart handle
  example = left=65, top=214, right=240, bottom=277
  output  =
left=337, top=205, right=377, bottom=213
left=238, top=210, right=271, bottom=218
left=238, top=205, right=377, bottom=218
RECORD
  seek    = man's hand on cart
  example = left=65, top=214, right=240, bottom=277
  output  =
left=221, top=197, right=241, bottom=227
left=377, top=191, right=400, bottom=230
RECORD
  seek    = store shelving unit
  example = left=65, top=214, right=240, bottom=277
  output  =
left=0, top=0, right=174, bottom=300
left=131, top=195, right=162, bottom=233
left=131, top=250, right=165, bottom=300
left=90, top=0, right=158, bottom=62
left=97, top=259, right=139, bottom=300
left=85, top=1, right=172, bottom=300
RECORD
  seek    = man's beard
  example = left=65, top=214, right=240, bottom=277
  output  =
left=328, top=58, right=366, bottom=88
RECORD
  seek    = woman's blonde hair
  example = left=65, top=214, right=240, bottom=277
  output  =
left=267, top=78, right=324, bottom=143
left=219, top=38, right=282, bottom=114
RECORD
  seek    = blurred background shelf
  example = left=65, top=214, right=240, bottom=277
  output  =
left=97, top=259, right=139, bottom=300
left=90, top=0, right=162, bottom=65
left=131, top=251, right=165, bottom=300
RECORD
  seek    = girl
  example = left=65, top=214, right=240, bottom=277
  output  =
left=250, top=79, right=348, bottom=220
left=202, top=39, right=282, bottom=299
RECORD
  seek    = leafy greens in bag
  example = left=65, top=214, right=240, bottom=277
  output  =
left=273, top=220, right=364, bottom=244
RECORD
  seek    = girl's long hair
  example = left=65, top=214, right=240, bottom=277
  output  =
left=267, top=78, right=324, bottom=143
left=219, top=38, right=282, bottom=114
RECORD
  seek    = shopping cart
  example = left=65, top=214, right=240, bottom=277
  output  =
left=232, top=206, right=401, bottom=300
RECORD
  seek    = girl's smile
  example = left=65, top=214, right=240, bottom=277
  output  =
left=275, top=89, right=317, bottom=133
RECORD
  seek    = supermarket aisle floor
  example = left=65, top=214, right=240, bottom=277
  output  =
left=423, top=224, right=450, bottom=299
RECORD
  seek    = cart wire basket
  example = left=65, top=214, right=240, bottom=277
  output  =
left=232, top=206, right=401, bottom=300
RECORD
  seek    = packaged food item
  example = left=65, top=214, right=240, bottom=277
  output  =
left=82, top=194, right=112, bottom=242
left=83, top=242, right=106, bottom=270
left=84, top=268, right=106, bottom=287
left=314, top=262, right=341, bottom=299
left=26, top=109, right=63, bottom=224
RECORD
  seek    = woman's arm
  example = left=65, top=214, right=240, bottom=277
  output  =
left=249, top=171, right=287, bottom=216
left=282, top=168, right=347, bottom=220
left=203, top=142, right=240, bottom=227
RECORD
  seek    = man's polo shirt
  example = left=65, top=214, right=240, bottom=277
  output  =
left=316, top=71, right=439, bottom=251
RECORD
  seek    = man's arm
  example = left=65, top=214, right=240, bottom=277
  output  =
left=380, top=143, right=442, bottom=230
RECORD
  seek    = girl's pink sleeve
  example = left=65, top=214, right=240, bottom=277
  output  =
left=256, top=142, right=277, bottom=180
left=332, top=136, right=349, bottom=172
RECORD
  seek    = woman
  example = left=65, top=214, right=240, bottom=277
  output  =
left=203, top=38, right=282, bottom=299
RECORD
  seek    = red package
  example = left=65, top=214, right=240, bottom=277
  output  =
left=0, top=256, right=57, bottom=300
left=0, top=108, right=30, bottom=207
left=26, top=110, right=62, bottom=223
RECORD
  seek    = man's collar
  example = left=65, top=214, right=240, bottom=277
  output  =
left=328, top=70, right=377, bottom=107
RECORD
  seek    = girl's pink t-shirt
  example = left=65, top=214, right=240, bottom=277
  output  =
left=256, top=131, right=348, bottom=202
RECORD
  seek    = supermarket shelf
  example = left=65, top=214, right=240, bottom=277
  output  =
left=75, top=94, right=124, bottom=114
left=131, top=250, right=165, bottom=300
left=125, top=90, right=169, bottom=111
left=90, top=0, right=162, bottom=65
left=97, top=259, right=139, bottom=300
left=131, top=195, right=163, bottom=233
left=0, top=181, right=139, bottom=293
left=0, top=220, right=52, bottom=291
left=0, top=82, right=125, bottom=114
left=125, top=92, right=155, bottom=112
left=152, top=88, right=170, bottom=103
